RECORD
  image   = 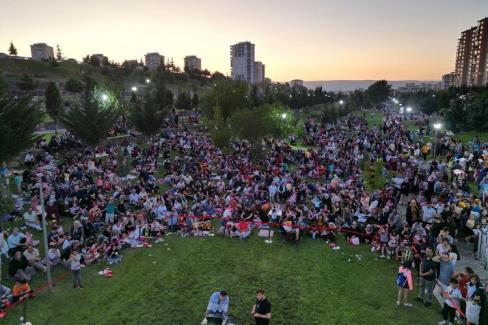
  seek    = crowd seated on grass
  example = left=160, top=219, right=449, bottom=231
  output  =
left=0, top=109, right=488, bottom=323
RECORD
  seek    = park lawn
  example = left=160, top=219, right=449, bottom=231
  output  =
left=454, top=130, right=488, bottom=144
left=4, top=235, right=440, bottom=325
left=364, top=112, right=384, bottom=130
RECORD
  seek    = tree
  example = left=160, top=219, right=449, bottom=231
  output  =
left=44, top=82, right=63, bottom=130
left=64, top=78, right=84, bottom=93
left=191, top=93, right=199, bottom=109
left=82, top=55, right=90, bottom=63
left=56, top=44, right=63, bottom=61
left=17, top=74, right=37, bottom=91
left=0, top=87, right=42, bottom=164
left=201, top=80, right=249, bottom=121
left=175, top=91, right=192, bottom=110
left=366, top=80, right=391, bottom=107
left=60, top=87, right=119, bottom=149
left=8, top=42, right=17, bottom=56
left=128, top=86, right=170, bottom=137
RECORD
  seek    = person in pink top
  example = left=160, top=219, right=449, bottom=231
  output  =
left=396, top=262, right=413, bottom=307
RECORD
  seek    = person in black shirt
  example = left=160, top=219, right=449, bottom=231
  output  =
left=251, top=289, right=272, bottom=325
left=416, top=247, right=436, bottom=306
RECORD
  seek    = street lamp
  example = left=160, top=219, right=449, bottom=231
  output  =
left=145, top=78, right=151, bottom=84
left=433, top=123, right=442, bottom=159
left=101, top=93, right=108, bottom=102
left=131, top=86, right=137, bottom=92
left=406, top=107, right=412, bottom=113
left=281, top=113, right=287, bottom=120
left=339, top=100, right=344, bottom=105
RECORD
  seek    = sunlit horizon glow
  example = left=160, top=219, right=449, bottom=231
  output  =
left=1, top=0, right=487, bottom=82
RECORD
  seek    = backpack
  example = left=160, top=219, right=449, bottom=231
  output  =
left=396, top=272, right=407, bottom=287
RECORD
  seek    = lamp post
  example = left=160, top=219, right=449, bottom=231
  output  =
left=338, top=100, right=344, bottom=106
left=433, top=123, right=442, bottom=160
left=38, top=177, right=53, bottom=291
left=131, top=86, right=138, bottom=92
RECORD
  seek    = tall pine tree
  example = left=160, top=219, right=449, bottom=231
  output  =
left=56, top=44, right=63, bottom=61
left=8, top=42, right=17, bottom=56
left=44, top=82, right=63, bottom=130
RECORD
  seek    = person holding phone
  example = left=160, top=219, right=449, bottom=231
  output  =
left=251, top=289, right=272, bottom=325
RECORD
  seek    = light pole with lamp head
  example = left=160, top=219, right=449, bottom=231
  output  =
left=433, top=123, right=442, bottom=160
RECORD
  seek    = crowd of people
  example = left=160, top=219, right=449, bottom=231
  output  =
left=0, top=108, right=487, bottom=324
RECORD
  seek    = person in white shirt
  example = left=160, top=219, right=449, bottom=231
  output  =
left=438, top=277, right=462, bottom=325
left=23, top=208, right=42, bottom=231
left=23, top=245, right=47, bottom=272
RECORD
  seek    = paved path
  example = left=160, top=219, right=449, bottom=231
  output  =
left=397, top=200, right=487, bottom=283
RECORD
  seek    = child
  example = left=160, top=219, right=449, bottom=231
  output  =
left=379, top=226, right=389, bottom=258
left=69, top=250, right=83, bottom=289
left=396, top=262, right=413, bottom=307
left=439, top=277, right=462, bottom=325
left=12, top=281, right=32, bottom=303
left=388, top=234, right=399, bottom=260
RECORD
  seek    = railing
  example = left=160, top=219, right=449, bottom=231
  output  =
left=476, top=226, right=488, bottom=270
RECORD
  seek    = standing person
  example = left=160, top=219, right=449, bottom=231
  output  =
left=438, top=277, right=462, bottom=325
left=69, top=250, right=83, bottom=289
left=433, top=252, right=456, bottom=307
left=396, top=262, right=413, bottom=307
left=251, top=289, right=272, bottom=325
left=417, top=247, right=436, bottom=307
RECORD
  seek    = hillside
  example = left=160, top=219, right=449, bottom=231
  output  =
left=0, top=58, right=212, bottom=96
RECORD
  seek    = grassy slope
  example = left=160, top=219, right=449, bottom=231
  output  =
left=5, top=235, right=438, bottom=325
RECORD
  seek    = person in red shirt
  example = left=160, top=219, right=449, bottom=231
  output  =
left=458, top=266, right=474, bottom=318
left=237, top=220, right=251, bottom=239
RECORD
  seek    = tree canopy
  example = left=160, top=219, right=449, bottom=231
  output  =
left=0, top=86, right=42, bottom=163
left=366, top=80, right=391, bottom=106
left=45, top=82, right=63, bottom=126
left=128, top=86, right=171, bottom=137
left=60, top=87, right=120, bottom=148
left=201, top=80, right=249, bottom=121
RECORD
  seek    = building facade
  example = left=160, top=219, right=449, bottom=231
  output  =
left=184, top=55, right=202, bottom=71
left=230, top=41, right=255, bottom=83
left=30, top=43, right=54, bottom=60
left=454, top=17, right=488, bottom=87
left=442, top=72, right=456, bottom=89
left=253, top=61, right=265, bottom=83
left=145, top=52, right=164, bottom=70
left=290, top=79, right=304, bottom=87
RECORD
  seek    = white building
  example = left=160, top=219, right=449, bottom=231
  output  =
left=184, top=55, right=202, bottom=71
left=290, top=79, right=304, bottom=87
left=30, top=43, right=54, bottom=60
left=442, top=72, right=456, bottom=89
left=92, top=53, right=108, bottom=65
left=145, top=52, right=164, bottom=70
left=230, top=41, right=255, bottom=83
left=253, top=61, right=265, bottom=83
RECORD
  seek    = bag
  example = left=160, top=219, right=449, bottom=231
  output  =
left=466, top=301, right=481, bottom=324
left=396, top=272, right=407, bottom=287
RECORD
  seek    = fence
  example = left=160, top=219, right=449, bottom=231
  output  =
left=476, top=226, right=488, bottom=270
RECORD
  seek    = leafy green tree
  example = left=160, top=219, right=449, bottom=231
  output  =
left=44, top=82, right=63, bottom=130
left=60, top=87, right=119, bottom=149
left=366, top=80, right=391, bottom=107
left=8, top=42, right=17, bottom=56
left=0, top=87, right=42, bottom=164
left=17, top=74, right=37, bottom=91
left=444, top=100, right=466, bottom=132
left=175, top=91, right=192, bottom=110
left=64, top=78, right=84, bottom=93
left=191, top=93, right=200, bottom=109
left=466, top=92, right=488, bottom=132
left=128, top=86, right=170, bottom=137
left=201, top=80, right=249, bottom=121
left=418, top=95, right=437, bottom=115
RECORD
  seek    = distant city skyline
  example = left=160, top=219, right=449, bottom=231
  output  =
left=1, top=0, right=487, bottom=81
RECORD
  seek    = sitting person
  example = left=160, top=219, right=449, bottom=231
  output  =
left=282, top=219, right=299, bottom=241
left=0, top=283, right=13, bottom=310
left=12, top=281, right=33, bottom=303
left=47, top=243, right=61, bottom=266
left=23, top=208, right=42, bottom=231
left=23, top=244, right=47, bottom=272
left=8, top=251, right=35, bottom=282
left=6, top=228, right=27, bottom=256
left=205, top=291, right=229, bottom=321
left=236, top=220, right=251, bottom=239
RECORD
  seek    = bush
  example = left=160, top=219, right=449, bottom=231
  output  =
left=64, top=78, right=84, bottom=93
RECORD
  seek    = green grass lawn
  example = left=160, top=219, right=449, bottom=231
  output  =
left=364, top=112, right=383, bottom=130
left=4, top=234, right=439, bottom=325
left=453, top=130, right=488, bottom=144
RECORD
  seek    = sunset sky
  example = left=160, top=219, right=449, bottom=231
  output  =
left=1, top=0, right=487, bottom=81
